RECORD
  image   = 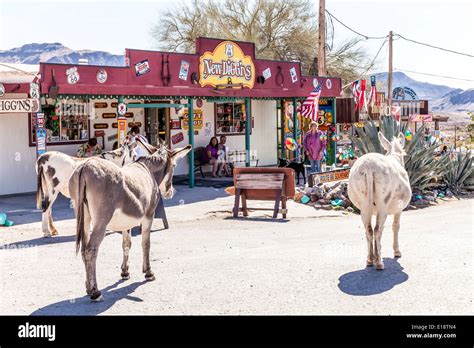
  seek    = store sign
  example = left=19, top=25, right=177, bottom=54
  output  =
left=182, top=109, right=203, bottom=130
left=0, top=99, right=40, bottom=113
left=410, top=114, right=433, bottom=122
left=96, top=69, right=108, bottom=83
left=393, top=86, right=418, bottom=100
left=134, top=59, right=151, bottom=76
left=199, top=41, right=255, bottom=88
left=66, top=67, right=80, bottom=84
left=30, top=83, right=40, bottom=99
left=117, top=118, right=127, bottom=145
left=171, top=132, right=184, bottom=145
left=312, top=168, right=350, bottom=185
left=0, top=83, right=5, bottom=97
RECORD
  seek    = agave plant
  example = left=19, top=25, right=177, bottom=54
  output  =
left=349, top=116, right=450, bottom=191
left=443, top=150, right=474, bottom=194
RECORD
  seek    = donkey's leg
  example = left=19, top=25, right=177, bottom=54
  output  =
left=43, top=191, right=59, bottom=237
left=141, top=216, right=155, bottom=281
left=80, top=207, right=93, bottom=295
left=393, top=213, right=402, bottom=258
left=121, top=229, right=132, bottom=280
left=374, top=212, right=388, bottom=270
left=85, top=222, right=107, bottom=301
left=361, top=211, right=374, bottom=266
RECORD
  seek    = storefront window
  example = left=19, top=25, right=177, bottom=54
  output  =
left=30, top=100, right=90, bottom=145
left=215, top=101, right=251, bottom=135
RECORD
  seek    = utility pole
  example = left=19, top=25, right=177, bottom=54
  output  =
left=318, top=0, right=326, bottom=76
left=388, top=31, right=393, bottom=109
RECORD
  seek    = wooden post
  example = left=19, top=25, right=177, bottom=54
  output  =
left=388, top=31, right=393, bottom=109
left=188, top=98, right=194, bottom=188
left=318, top=0, right=326, bottom=76
left=280, top=100, right=285, bottom=158
left=292, top=98, right=298, bottom=159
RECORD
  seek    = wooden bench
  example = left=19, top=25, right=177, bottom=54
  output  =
left=233, top=173, right=287, bottom=219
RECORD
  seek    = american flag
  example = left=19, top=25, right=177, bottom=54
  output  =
left=298, top=83, right=322, bottom=122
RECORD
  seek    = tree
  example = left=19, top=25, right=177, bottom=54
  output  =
left=151, top=0, right=372, bottom=84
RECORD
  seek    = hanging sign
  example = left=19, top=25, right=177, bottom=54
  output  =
left=36, top=128, right=47, bottom=157
left=36, top=112, right=45, bottom=128
left=117, top=102, right=127, bottom=116
left=96, top=69, right=108, bottom=83
left=30, top=83, right=40, bottom=99
left=178, top=60, right=190, bottom=81
left=0, top=99, right=40, bottom=113
left=393, top=86, right=418, bottom=100
left=66, top=67, right=80, bottom=84
left=0, top=83, right=5, bottom=97
left=199, top=41, right=255, bottom=88
left=325, top=78, right=332, bottom=90
left=182, top=109, right=203, bottom=130
left=117, top=118, right=127, bottom=145
left=134, top=59, right=151, bottom=76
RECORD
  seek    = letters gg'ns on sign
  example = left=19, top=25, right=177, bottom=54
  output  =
left=199, top=41, right=255, bottom=89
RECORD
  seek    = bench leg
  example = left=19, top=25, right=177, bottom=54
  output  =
left=273, top=188, right=282, bottom=218
left=233, top=188, right=241, bottom=218
left=200, top=164, right=205, bottom=178
left=282, top=197, right=287, bottom=219
left=241, top=192, right=249, bottom=217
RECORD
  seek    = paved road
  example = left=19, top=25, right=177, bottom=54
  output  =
left=0, top=188, right=472, bottom=315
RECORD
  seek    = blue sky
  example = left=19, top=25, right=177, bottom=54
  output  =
left=1, top=0, right=473, bottom=89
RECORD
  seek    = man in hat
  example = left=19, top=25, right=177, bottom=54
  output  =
left=303, top=121, right=326, bottom=175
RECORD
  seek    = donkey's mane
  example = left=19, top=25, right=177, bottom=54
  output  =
left=136, top=143, right=169, bottom=167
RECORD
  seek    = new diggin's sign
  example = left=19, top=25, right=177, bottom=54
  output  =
left=199, top=41, right=255, bottom=88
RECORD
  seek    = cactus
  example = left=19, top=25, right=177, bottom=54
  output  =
left=443, top=150, right=474, bottom=193
left=349, top=116, right=449, bottom=191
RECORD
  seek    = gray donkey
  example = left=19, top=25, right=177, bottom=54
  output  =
left=69, top=144, right=191, bottom=301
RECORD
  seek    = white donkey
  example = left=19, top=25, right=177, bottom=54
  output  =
left=36, top=142, right=140, bottom=237
left=348, top=132, right=412, bottom=270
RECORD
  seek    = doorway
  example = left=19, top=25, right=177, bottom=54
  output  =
left=144, top=101, right=170, bottom=147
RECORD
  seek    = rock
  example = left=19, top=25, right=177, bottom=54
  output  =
left=320, top=204, right=333, bottom=210
left=310, top=193, right=319, bottom=202
left=304, top=187, right=314, bottom=195
left=346, top=207, right=355, bottom=213
left=318, top=199, right=330, bottom=205
left=313, top=203, right=322, bottom=209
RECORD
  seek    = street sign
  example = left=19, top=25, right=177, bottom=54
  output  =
left=117, top=118, right=127, bottom=145
left=36, top=128, right=47, bottom=157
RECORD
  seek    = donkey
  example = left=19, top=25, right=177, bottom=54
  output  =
left=69, top=144, right=191, bottom=301
left=348, top=132, right=412, bottom=270
left=36, top=142, right=143, bottom=237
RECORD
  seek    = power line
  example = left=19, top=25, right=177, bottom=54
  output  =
left=325, top=10, right=387, bottom=40
left=395, top=34, right=474, bottom=58
left=394, top=68, right=474, bottom=82
left=342, top=39, right=387, bottom=88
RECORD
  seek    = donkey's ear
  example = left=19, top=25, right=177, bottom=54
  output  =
left=378, top=132, right=391, bottom=153
left=170, top=145, right=192, bottom=161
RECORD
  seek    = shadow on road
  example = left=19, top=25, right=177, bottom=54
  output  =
left=31, top=279, right=147, bottom=315
left=337, top=258, right=408, bottom=296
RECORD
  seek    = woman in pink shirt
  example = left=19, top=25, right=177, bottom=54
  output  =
left=303, top=121, right=326, bottom=175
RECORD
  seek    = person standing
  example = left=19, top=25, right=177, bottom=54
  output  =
left=217, top=135, right=231, bottom=176
left=126, top=125, right=149, bottom=159
left=303, top=121, right=326, bottom=175
left=76, top=138, right=102, bottom=158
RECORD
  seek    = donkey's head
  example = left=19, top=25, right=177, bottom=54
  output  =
left=378, top=132, right=407, bottom=166
left=100, top=142, right=138, bottom=167
left=140, top=144, right=192, bottom=199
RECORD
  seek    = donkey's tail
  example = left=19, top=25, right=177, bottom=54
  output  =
left=75, top=166, right=87, bottom=255
left=36, top=163, right=44, bottom=210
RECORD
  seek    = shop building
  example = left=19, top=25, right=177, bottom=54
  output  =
left=0, top=38, right=342, bottom=195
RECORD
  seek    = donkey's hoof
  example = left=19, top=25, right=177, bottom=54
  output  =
left=43, top=233, right=52, bottom=238
left=376, top=263, right=385, bottom=270
left=145, top=273, right=155, bottom=281
left=121, top=273, right=130, bottom=280
left=394, top=251, right=402, bottom=258
left=90, top=291, right=103, bottom=302
left=51, top=229, right=59, bottom=236
left=366, top=260, right=374, bottom=267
